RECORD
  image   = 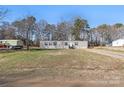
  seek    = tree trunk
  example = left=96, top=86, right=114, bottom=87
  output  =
left=26, top=27, right=30, bottom=50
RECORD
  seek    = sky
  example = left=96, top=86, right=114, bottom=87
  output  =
left=1, top=5, right=124, bottom=28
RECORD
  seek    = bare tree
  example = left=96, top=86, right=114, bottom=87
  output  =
left=0, top=7, right=8, bottom=39
left=12, top=16, right=36, bottom=50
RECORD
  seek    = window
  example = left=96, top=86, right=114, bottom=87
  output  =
left=49, top=42, right=52, bottom=46
left=75, top=42, right=78, bottom=45
left=44, top=42, right=48, bottom=46
left=53, top=42, right=57, bottom=46
left=65, top=42, right=68, bottom=46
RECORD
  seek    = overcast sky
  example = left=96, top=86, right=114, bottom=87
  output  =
left=2, top=5, right=124, bottom=28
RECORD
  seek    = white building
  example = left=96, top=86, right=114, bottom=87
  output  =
left=112, top=39, right=124, bottom=46
left=40, top=41, right=88, bottom=49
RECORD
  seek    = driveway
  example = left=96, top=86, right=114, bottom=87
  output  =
left=85, top=48, right=124, bottom=59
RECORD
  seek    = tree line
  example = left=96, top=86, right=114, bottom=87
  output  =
left=0, top=8, right=124, bottom=49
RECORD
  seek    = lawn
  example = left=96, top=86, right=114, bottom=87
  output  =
left=0, top=49, right=124, bottom=86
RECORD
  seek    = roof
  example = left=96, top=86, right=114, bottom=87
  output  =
left=113, top=39, right=124, bottom=42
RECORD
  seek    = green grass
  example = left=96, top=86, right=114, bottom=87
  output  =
left=0, top=49, right=123, bottom=76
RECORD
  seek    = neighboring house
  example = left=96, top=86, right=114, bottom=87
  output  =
left=112, top=39, right=124, bottom=46
left=40, top=41, right=88, bottom=49
left=0, top=40, right=23, bottom=49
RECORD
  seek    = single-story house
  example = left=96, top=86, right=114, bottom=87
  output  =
left=112, top=39, right=124, bottom=47
left=0, top=40, right=23, bottom=49
left=40, top=41, right=88, bottom=49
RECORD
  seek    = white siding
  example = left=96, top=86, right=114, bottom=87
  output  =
left=40, top=41, right=88, bottom=49
left=112, top=39, right=124, bottom=46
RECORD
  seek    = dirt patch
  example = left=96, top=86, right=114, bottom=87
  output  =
left=85, top=49, right=124, bottom=59
left=1, top=69, right=124, bottom=87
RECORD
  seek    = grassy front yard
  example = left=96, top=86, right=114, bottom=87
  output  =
left=0, top=49, right=123, bottom=74
left=0, top=49, right=124, bottom=86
